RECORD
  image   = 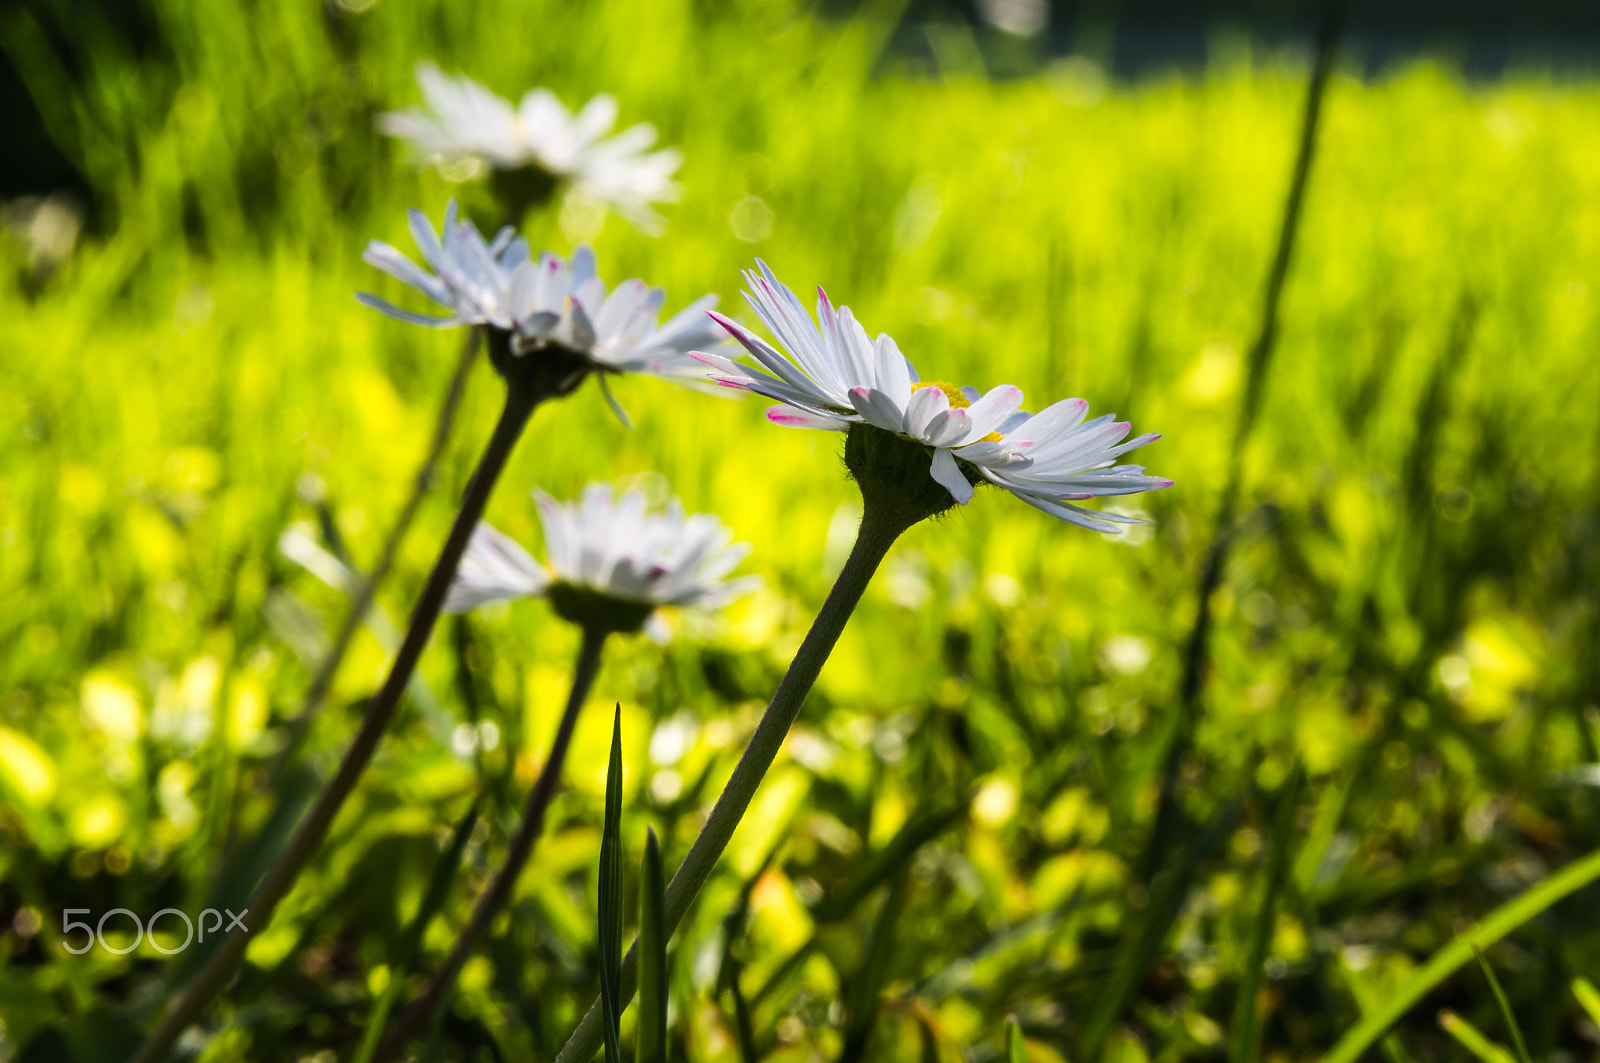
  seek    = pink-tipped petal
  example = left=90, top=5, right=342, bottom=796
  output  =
left=765, top=405, right=847, bottom=431
left=707, top=309, right=752, bottom=339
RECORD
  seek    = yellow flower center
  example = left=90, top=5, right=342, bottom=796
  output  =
left=911, top=380, right=971, bottom=408
left=910, top=381, right=1003, bottom=442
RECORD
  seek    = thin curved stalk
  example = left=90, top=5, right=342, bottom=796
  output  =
left=129, top=385, right=539, bottom=1063
left=551, top=499, right=912, bottom=1063
left=372, top=625, right=608, bottom=1061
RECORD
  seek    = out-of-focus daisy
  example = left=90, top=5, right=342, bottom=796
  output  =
left=692, top=261, right=1172, bottom=532
left=357, top=202, right=728, bottom=416
left=379, top=62, right=682, bottom=233
left=445, top=483, right=759, bottom=638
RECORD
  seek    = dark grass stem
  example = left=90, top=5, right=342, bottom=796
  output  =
left=130, top=383, right=539, bottom=1063
left=373, top=626, right=609, bottom=1062
left=551, top=471, right=929, bottom=1063
left=1142, top=0, right=1345, bottom=876
left=271, top=326, right=481, bottom=782
left=1228, top=769, right=1303, bottom=1063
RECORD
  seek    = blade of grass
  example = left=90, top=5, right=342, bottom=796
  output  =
left=1007, top=1016, right=1027, bottom=1063
left=726, top=960, right=759, bottom=1063
left=839, top=867, right=911, bottom=1063
left=636, top=827, right=668, bottom=1063
left=599, top=704, right=625, bottom=1063
left=1323, top=845, right=1600, bottom=1063
left=1572, top=977, right=1600, bottom=1027
left=1469, top=946, right=1531, bottom=1063
left=1231, top=768, right=1303, bottom=1063
left=1437, top=1010, right=1517, bottom=1063
left=1331, top=958, right=1418, bottom=1063
left=351, top=797, right=481, bottom=1063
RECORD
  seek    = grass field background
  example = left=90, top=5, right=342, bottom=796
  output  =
left=3, top=0, right=1600, bottom=1060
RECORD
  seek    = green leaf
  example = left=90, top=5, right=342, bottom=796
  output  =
left=1470, top=945, right=1531, bottom=1063
left=598, top=704, right=625, bottom=1063
left=1324, top=845, right=1600, bottom=1063
left=635, top=826, right=668, bottom=1063
left=1437, top=1010, right=1517, bottom=1063
left=351, top=796, right=480, bottom=1063
left=1007, top=1016, right=1027, bottom=1063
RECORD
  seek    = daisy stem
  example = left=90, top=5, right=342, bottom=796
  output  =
left=371, top=624, right=609, bottom=1062
left=130, top=383, right=540, bottom=1063
left=551, top=483, right=924, bottom=1063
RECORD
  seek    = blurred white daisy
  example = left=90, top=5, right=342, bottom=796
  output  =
left=445, top=483, right=760, bottom=638
left=379, top=62, right=682, bottom=233
left=357, top=202, right=729, bottom=414
left=693, top=261, right=1172, bottom=532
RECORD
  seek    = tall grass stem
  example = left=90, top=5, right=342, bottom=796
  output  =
left=1139, top=0, right=1345, bottom=889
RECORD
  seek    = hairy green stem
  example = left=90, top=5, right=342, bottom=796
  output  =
left=551, top=473, right=926, bottom=1063
left=373, top=624, right=609, bottom=1061
left=129, top=385, right=538, bottom=1063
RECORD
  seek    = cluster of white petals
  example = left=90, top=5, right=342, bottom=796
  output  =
left=357, top=202, right=728, bottom=392
left=380, top=62, right=682, bottom=232
left=445, top=484, right=760, bottom=635
left=693, top=262, right=1172, bottom=532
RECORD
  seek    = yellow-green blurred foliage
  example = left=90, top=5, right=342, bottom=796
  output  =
left=2, top=0, right=1600, bottom=1060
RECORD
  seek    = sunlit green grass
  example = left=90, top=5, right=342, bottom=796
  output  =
left=3, top=1, right=1600, bottom=1060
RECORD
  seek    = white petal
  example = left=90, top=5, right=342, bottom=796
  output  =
left=847, top=387, right=907, bottom=434
left=355, top=292, right=461, bottom=327
left=964, top=385, right=1025, bottom=437
left=905, top=384, right=949, bottom=438
left=874, top=333, right=914, bottom=404
left=929, top=448, right=974, bottom=504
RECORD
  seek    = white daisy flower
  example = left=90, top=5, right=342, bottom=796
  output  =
left=379, top=62, right=682, bottom=233
left=445, top=483, right=760, bottom=637
left=357, top=202, right=729, bottom=412
left=692, top=261, right=1173, bottom=532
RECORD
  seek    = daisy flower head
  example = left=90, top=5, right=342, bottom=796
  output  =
left=357, top=201, right=731, bottom=414
left=379, top=62, right=682, bottom=233
left=445, top=482, right=760, bottom=638
left=693, top=261, right=1173, bottom=532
